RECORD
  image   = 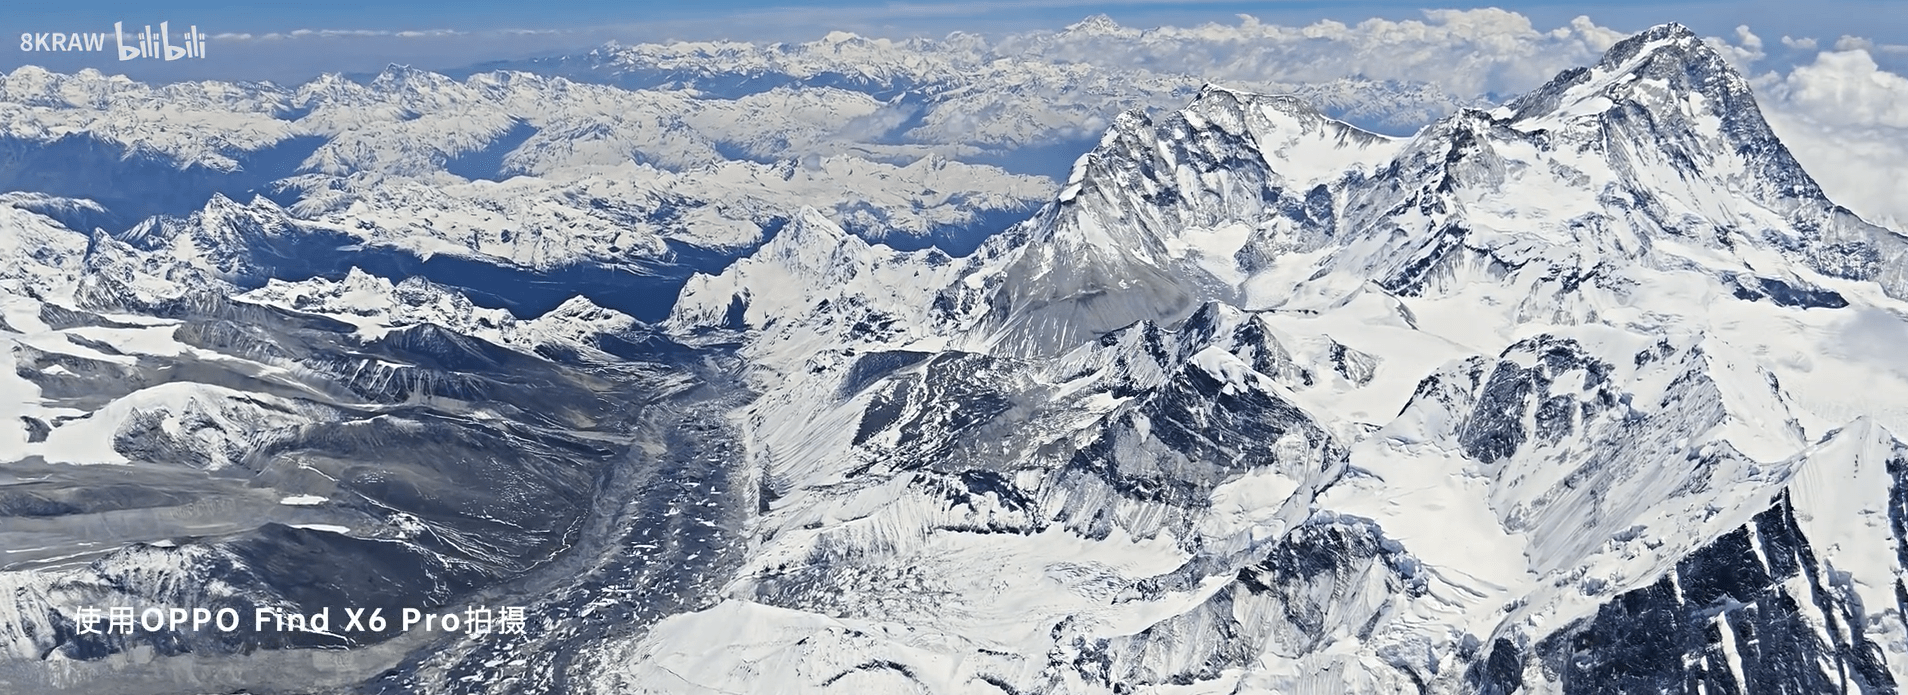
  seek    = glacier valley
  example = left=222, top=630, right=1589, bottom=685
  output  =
left=0, top=20, right=1905, bottom=695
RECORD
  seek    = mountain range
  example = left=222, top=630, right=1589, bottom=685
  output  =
left=0, top=21, right=1904, bottom=695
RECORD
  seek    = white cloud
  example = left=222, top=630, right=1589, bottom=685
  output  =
left=1776, top=49, right=1908, bottom=128
left=12, top=8, right=1907, bottom=231
left=1707, top=25, right=1766, bottom=68
left=1835, top=35, right=1876, bottom=52
left=993, top=9, right=1624, bottom=99
left=1755, top=49, right=1908, bottom=228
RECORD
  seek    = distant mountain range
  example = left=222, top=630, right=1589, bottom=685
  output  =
left=0, top=21, right=1905, bottom=695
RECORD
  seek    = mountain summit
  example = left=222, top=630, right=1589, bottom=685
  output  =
left=884, top=18, right=1908, bottom=362
left=651, top=23, right=1908, bottom=694
left=2, top=22, right=1906, bottom=695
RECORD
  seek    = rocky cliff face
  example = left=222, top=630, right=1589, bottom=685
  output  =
left=637, top=23, right=1908, bottom=695
left=2, top=21, right=1906, bottom=695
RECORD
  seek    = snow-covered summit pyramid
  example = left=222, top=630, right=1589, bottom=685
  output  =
left=6, top=20, right=1908, bottom=695
left=963, top=85, right=1401, bottom=356
left=1481, top=22, right=1907, bottom=296
left=869, top=20, right=1908, bottom=362
left=646, top=23, right=1908, bottom=695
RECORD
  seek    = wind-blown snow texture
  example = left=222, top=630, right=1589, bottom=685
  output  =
left=649, top=24, right=1908, bottom=695
left=2, top=20, right=1908, bottom=695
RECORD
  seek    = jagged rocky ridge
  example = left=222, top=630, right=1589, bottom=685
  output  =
left=0, top=13, right=1562, bottom=306
left=633, top=23, right=1908, bottom=694
left=0, top=181, right=741, bottom=694
left=1, top=21, right=1906, bottom=695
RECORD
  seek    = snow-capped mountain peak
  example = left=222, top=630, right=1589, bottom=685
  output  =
left=755, top=206, right=875, bottom=281
left=11, top=20, right=1908, bottom=695
left=947, top=86, right=1406, bottom=356
left=1064, top=14, right=1134, bottom=37
left=1500, top=23, right=1715, bottom=121
left=1496, top=22, right=1793, bottom=185
left=368, top=64, right=459, bottom=93
left=239, top=267, right=642, bottom=356
left=1181, top=84, right=1397, bottom=188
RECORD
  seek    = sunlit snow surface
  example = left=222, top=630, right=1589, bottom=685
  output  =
left=0, top=21, right=1906, bottom=695
left=631, top=24, right=1908, bottom=695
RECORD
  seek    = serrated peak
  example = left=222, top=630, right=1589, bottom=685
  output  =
left=303, top=72, right=353, bottom=88
left=1502, top=22, right=1746, bottom=125
left=372, top=63, right=431, bottom=80
left=779, top=206, right=849, bottom=240
left=338, top=266, right=389, bottom=289
left=536, top=295, right=638, bottom=335
left=818, top=30, right=865, bottom=46
left=1179, top=300, right=1252, bottom=339
left=1186, top=83, right=1294, bottom=121
left=1633, top=22, right=1697, bottom=42
left=1066, top=14, right=1129, bottom=35
left=544, top=294, right=616, bottom=320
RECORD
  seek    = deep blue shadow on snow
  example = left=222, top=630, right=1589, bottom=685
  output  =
left=229, top=219, right=789, bottom=324
left=857, top=206, right=1031, bottom=258
left=967, top=136, right=1101, bottom=181
left=0, top=134, right=326, bottom=231
left=442, top=120, right=539, bottom=181
left=0, top=123, right=1052, bottom=322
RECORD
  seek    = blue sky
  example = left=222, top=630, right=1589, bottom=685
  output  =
left=5, top=0, right=1900, bottom=36
left=3, top=1, right=1903, bottom=81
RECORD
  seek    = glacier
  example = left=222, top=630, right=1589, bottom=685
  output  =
left=0, top=19, right=1904, bottom=695
left=635, top=23, right=1908, bottom=695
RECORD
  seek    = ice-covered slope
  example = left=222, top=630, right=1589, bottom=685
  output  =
left=956, top=87, right=1405, bottom=356
left=667, top=206, right=977, bottom=380
left=0, top=201, right=87, bottom=296
left=0, top=185, right=724, bottom=691
left=637, top=23, right=1908, bottom=695
left=6, top=20, right=1908, bottom=695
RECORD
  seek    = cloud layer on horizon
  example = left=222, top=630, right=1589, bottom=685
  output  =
left=604, top=8, right=1908, bottom=227
left=987, top=10, right=1908, bottom=227
left=3, top=8, right=1904, bottom=228
left=1753, top=46, right=1908, bottom=228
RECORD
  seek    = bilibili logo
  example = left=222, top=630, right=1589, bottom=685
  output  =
left=19, top=21, right=206, bottom=60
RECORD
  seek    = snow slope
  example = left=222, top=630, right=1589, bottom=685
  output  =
left=636, top=23, right=1908, bottom=695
